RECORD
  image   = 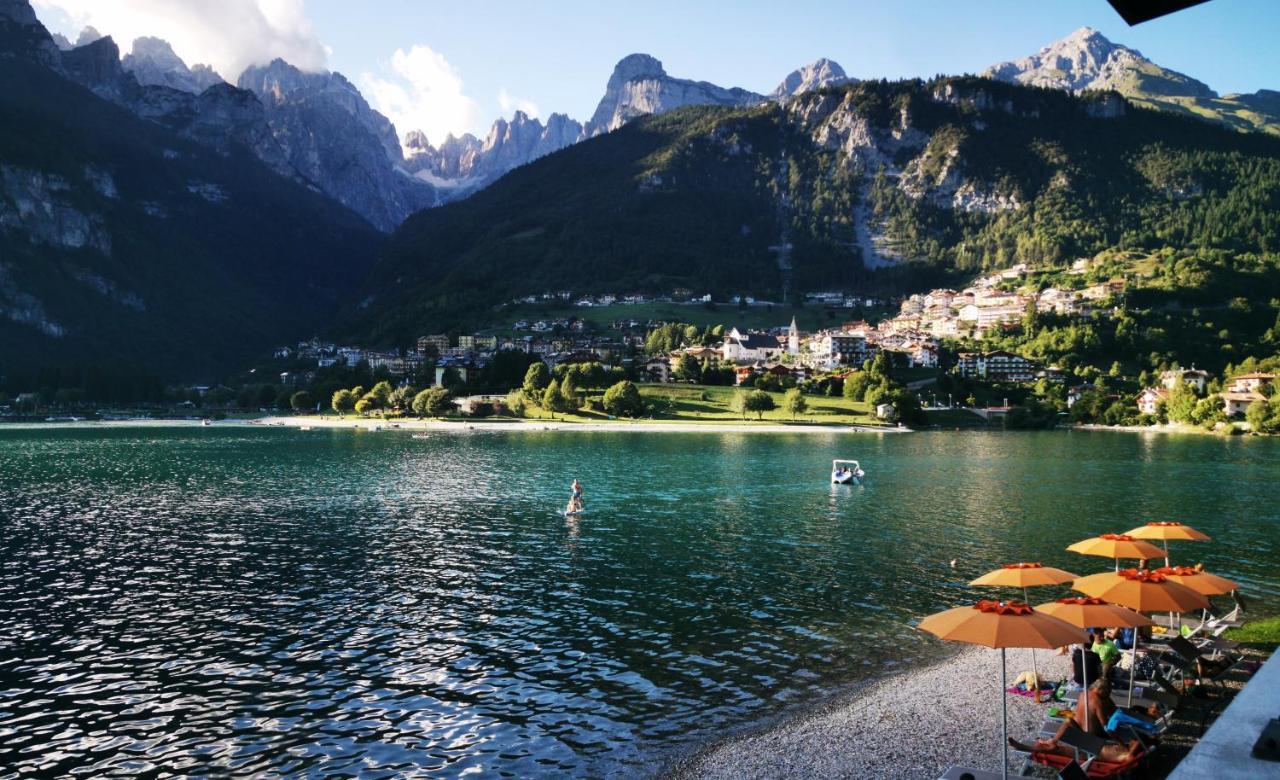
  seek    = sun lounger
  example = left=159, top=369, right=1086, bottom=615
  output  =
left=1164, top=635, right=1242, bottom=692
left=1027, top=723, right=1149, bottom=778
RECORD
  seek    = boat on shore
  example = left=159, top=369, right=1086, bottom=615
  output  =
left=831, top=459, right=865, bottom=484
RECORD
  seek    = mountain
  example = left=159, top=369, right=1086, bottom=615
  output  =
left=400, top=54, right=846, bottom=196
left=585, top=53, right=762, bottom=136
left=121, top=36, right=223, bottom=93
left=236, top=59, right=440, bottom=231
left=984, top=27, right=1280, bottom=136
left=38, top=22, right=439, bottom=231
left=0, top=0, right=62, bottom=69
left=403, top=110, right=585, bottom=193
left=771, top=58, right=852, bottom=99
left=341, top=76, right=1280, bottom=345
left=0, top=1, right=384, bottom=379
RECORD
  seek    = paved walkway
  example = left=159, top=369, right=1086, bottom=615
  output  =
left=1169, top=649, right=1280, bottom=779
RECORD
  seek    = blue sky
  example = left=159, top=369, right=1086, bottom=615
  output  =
left=34, top=0, right=1278, bottom=146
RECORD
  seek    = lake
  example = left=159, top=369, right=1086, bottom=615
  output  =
left=1, top=425, right=1276, bottom=776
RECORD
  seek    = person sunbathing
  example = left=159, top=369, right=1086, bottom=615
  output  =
left=1008, top=716, right=1142, bottom=763
left=1075, top=677, right=1115, bottom=737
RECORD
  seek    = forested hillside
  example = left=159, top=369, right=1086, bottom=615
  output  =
left=0, top=57, right=384, bottom=383
left=344, top=77, right=1280, bottom=346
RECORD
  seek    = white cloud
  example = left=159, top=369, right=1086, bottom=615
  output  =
left=32, top=0, right=327, bottom=81
left=359, top=45, right=481, bottom=150
left=498, top=88, right=539, bottom=119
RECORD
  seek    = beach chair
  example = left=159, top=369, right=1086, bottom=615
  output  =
left=1150, top=670, right=1229, bottom=736
left=1165, top=635, right=1242, bottom=692
left=1058, top=761, right=1090, bottom=780
left=1028, top=729, right=1148, bottom=778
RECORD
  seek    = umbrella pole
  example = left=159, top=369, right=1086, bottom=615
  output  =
left=1001, top=647, right=1009, bottom=780
left=1023, top=586, right=1038, bottom=684
left=1127, top=634, right=1138, bottom=708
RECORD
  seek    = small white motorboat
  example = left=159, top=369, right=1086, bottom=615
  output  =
left=831, top=459, right=865, bottom=484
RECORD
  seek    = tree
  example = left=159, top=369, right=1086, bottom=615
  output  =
left=289, top=390, right=313, bottom=412
left=389, top=385, right=414, bottom=411
left=1245, top=399, right=1273, bottom=432
left=542, top=378, right=564, bottom=417
left=731, top=390, right=749, bottom=419
left=369, top=380, right=393, bottom=408
left=674, top=353, right=701, bottom=383
left=504, top=389, right=528, bottom=418
left=559, top=373, right=580, bottom=410
left=354, top=396, right=373, bottom=416
left=784, top=388, right=807, bottom=420
left=411, top=387, right=452, bottom=417
left=331, top=388, right=355, bottom=416
left=843, top=371, right=871, bottom=401
left=744, top=389, right=776, bottom=420
left=602, top=380, right=645, bottom=418
left=1165, top=380, right=1197, bottom=423
left=522, top=362, right=551, bottom=396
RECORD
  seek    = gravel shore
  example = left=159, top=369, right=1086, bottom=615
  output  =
left=676, top=646, right=1070, bottom=779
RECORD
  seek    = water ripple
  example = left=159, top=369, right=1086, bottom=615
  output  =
left=0, top=426, right=1277, bottom=776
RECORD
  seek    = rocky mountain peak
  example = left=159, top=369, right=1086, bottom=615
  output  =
left=75, top=26, right=102, bottom=46
left=771, top=57, right=851, bottom=98
left=0, top=0, right=63, bottom=69
left=122, top=36, right=223, bottom=93
left=403, top=129, right=431, bottom=153
left=984, top=27, right=1214, bottom=98
left=587, top=52, right=762, bottom=135
left=609, top=53, right=667, bottom=86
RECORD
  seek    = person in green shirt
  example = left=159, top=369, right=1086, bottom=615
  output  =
left=1091, top=629, right=1121, bottom=675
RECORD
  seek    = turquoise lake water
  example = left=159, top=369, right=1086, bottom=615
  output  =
left=0, top=425, right=1276, bottom=776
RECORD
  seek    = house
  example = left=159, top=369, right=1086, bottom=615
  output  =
left=640, top=357, right=672, bottom=383
left=1136, top=387, right=1169, bottom=416
left=806, top=331, right=874, bottom=369
left=955, top=351, right=1037, bottom=383
left=1067, top=384, right=1097, bottom=408
left=1226, top=372, right=1275, bottom=394
left=453, top=394, right=507, bottom=416
left=1160, top=368, right=1210, bottom=393
left=875, top=403, right=896, bottom=420
left=417, top=334, right=450, bottom=355
left=722, top=328, right=785, bottom=364
left=734, top=363, right=766, bottom=385
left=1222, top=391, right=1266, bottom=417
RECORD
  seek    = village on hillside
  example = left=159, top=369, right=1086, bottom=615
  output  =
left=253, top=258, right=1280, bottom=429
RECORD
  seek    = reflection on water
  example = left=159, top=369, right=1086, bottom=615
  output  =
left=0, top=427, right=1276, bottom=776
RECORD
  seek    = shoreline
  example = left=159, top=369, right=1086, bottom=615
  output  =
left=674, top=645, right=1069, bottom=779
left=255, top=415, right=908, bottom=434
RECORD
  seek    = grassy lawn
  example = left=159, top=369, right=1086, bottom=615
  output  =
left=1224, top=616, right=1280, bottom=649
left=309, top=385, right=887, bottom=427
left=635, top=384, right=881, bottom=425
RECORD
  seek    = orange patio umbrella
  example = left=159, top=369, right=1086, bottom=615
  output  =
left=970, top=563, right=1079, bottom=682
left=1073, top=569, right=1210, bottom=613
left=1035, top=596, right=1155, bottom=733
left=1152, top=566, right=1238, bottom=596
left=1124, top=522, right=1210, bottom=567
left=1067, top=534, right=1165, bottom=571
left=918, top=600, right=1086, bottom=779
left=1073, top=568, right=1209, bottom=705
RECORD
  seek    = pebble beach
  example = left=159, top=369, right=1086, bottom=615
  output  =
left=677, top=646, right=1070, bottom=779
